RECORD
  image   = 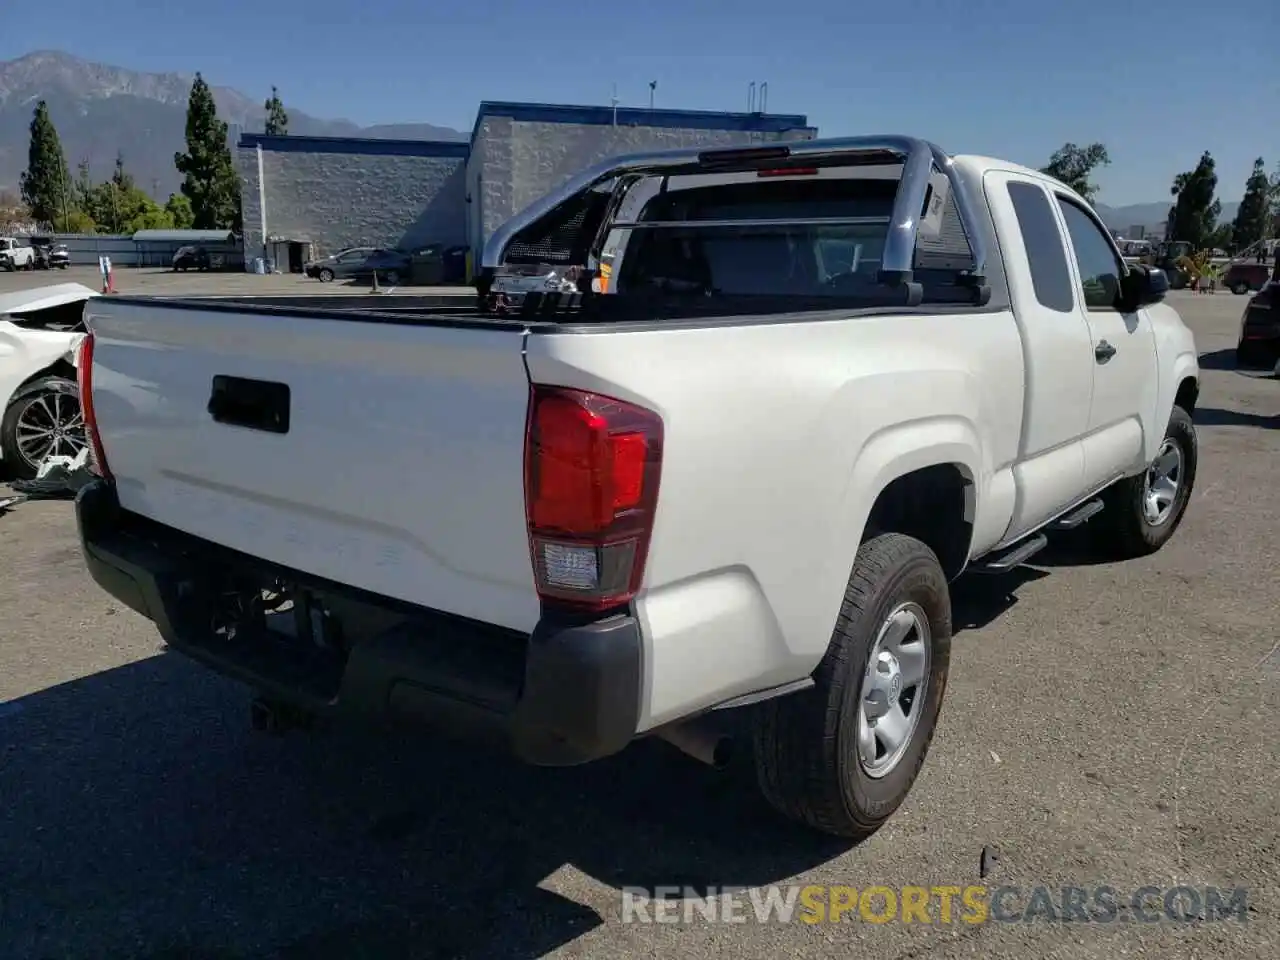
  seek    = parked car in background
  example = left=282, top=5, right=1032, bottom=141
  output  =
left=173, top=245, right=212, bottom=271
left=33, top=243, right=71, bottom=270
left=1224, top=261, right=1271, bottom=295
left=1236, top=280, right=1280, bottom=367
left=305, top=247, right=411, bottom=284
left=0, top=237, right=36, bottom=271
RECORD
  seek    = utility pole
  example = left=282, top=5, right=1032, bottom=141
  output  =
left=60, top=166, right=69, bottom=232
left=649, top=80, right=657, bottom=111
left=611, top=83, right=619, bottom=126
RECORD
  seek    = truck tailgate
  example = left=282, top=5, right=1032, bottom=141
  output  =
left=85, top=300, right=540, bottom=632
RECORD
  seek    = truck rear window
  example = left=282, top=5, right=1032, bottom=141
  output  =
left=611, top=176, right=976, bottom=305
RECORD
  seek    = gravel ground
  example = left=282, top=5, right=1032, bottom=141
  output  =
left=0, top=290, right=1276, bottom=959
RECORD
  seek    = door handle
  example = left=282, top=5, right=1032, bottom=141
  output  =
left=1095, top=340, right=1117, bottom=363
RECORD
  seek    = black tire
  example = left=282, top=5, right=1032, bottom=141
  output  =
left=318, top=268, right=335, bottom=283
left=752, top=533, right=952, bottom=839
left=1094, top=405, right=1197, bottom=559
left=1, top=375, right=83, bottom=482
left=1231, top=282, right=1250, bottom=295
left=384, top=270, right=401, bottom=285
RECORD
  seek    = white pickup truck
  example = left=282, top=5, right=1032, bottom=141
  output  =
left=74, top=136, right=1199, bottom=839
left=0, top=237, right=38, bottom=271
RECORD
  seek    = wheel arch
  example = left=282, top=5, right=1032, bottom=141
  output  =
left=843, top=418, right=984, bottom=583
left=1174, top=375, right=1199, bottom=415
left=864, top=463, right=975, bottom=581
left=4, top=357, right=77, bottom=408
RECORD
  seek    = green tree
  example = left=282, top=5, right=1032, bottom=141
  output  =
left=73, top=159, right=95, bottom=213
left=1168, top=152, right=1221, bottom=251
left=264, top=86, right=288, bottom=135
left=165, top=193, right=195, bottom=228
left=1269, top=161, right=1280, bottom=228
left=54, top=209, right=96, bottom=233
left=80, top=154, right=177, bottom=234
left=1040, top=142, right=1110, bottom=204
left=1231, top=157, right=1271, bottom=251
left=19, top=100, right=71, bottom=226
left=174, top=72, right=241, bottom=230
left=1208, top=222, right=1234, bottom=252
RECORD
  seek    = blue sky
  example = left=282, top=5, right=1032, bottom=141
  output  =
left=5, top=0, right=1277, bottom=206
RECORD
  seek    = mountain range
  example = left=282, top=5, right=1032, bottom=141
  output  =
left=1094, top=200, right=1239, bottom=233
left=0, top=51, right=1240, bottom=230
left=0, top=51, right=465, bottom=200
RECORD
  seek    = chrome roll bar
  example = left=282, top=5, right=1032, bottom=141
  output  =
left=480, top=135, right=988, bottom=289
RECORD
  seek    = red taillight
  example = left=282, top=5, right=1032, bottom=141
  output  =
left=524, top=385, right=663, bottom=612
left=76, top=332, right=111, bottom=480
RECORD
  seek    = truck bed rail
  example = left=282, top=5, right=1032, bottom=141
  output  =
left=482, top=135, right=991, bottom=306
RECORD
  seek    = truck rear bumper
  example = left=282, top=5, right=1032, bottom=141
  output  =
left=75, top=480, right=643, bottom=766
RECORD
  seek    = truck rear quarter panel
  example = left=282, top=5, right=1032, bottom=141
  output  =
left=525, top=310, right=1025, bottom=729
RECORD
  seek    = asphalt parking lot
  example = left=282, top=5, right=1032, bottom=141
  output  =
left=1, top=290, right=1276, bottom=959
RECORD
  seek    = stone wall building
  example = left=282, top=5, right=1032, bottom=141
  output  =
left=237, top=100, right=816, bottom=271
left=237, top=135, right=469, bottom=269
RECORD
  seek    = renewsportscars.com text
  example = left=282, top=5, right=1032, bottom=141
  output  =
left=619, top=885, right=1250, bottom=925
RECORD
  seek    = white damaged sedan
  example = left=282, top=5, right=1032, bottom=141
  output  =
left=0, top=284, right=97, bottom=480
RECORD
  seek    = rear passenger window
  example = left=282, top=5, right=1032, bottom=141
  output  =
left=1056, top=197, right=1124, bottom=310
left=1006, top=182, right=1073, bottom=313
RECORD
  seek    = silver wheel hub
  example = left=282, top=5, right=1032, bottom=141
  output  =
left=1142, top=439, right=1182, bottom=526
left=14, top=390, right=86, bottom=469
left=857, top=602, right=931, bottom=779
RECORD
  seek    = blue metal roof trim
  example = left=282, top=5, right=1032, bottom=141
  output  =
left=471, top=101, right=811, bottom=144
left=237, top=134, right=470, bottom=159
left=132, top=229, right=237, bottom=243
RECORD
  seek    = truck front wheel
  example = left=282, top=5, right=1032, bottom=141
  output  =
left=752, top=533, right=952, bottom=839
left=1094, top=405, right=1197, bottom=558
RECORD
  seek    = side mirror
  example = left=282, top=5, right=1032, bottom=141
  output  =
left=1121, top=265, right=1168, bottom=310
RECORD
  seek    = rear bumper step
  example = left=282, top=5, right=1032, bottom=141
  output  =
left=74, top=480, right=642, bottom=766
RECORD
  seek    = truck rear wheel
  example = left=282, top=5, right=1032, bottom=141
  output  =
left=752, top=533, right=952, bottom=839
left=1094, top=405, right=1197, bottom=558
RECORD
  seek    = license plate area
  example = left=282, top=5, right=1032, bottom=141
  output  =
left=192, top=574, right=355, bottom=701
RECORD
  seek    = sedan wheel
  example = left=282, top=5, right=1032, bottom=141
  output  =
left=1, top=377, right=86, bottom=481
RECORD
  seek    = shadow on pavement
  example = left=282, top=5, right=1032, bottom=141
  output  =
left=1196, top=348, right=1240, bottom=371
left=0, top=652, right=847, bottom=959
left=1198, top=347, right=1278, bottom=378
left=1194, top=406, right=1278, bottom=429
left=950, top=566, right=1049, bottom=633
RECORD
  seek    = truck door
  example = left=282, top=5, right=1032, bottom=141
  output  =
left=984, top=172, right=1093, bottom=540
left=1051, top=193, right=1159, bottom=491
